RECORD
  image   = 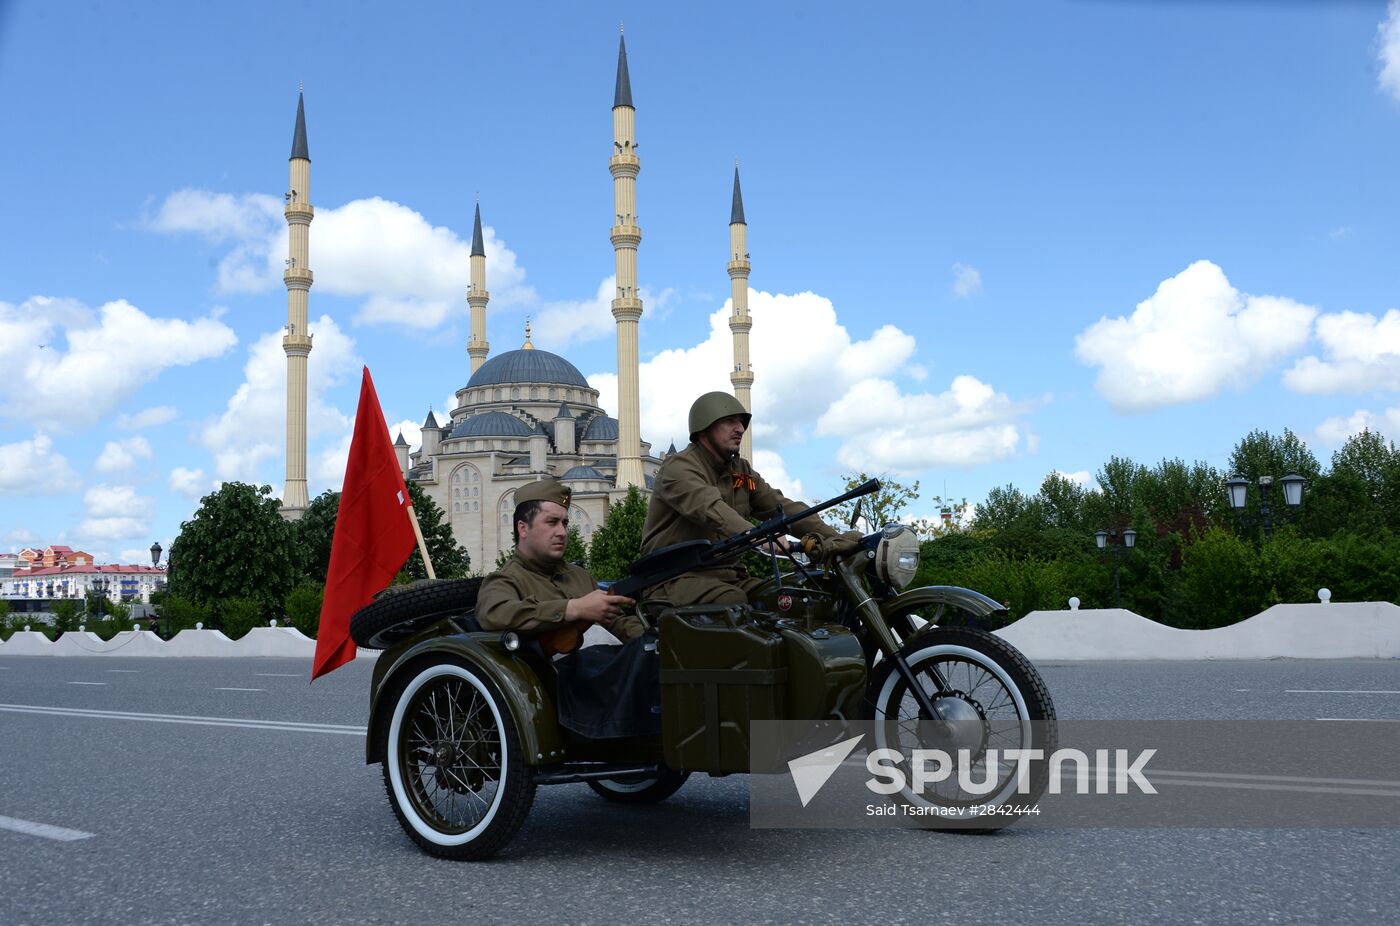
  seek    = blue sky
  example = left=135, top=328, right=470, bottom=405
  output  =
left=3, top=0, right=1400, bottom=564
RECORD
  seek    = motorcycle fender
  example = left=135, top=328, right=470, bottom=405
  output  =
left=365, top=633, right=565, bottom=766
left=879, top=585, right=1007, bottom=622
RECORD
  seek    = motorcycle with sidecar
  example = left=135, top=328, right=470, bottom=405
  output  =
left=349, top=479, right=1057, bottom=859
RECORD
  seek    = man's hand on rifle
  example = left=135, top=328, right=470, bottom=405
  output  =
left=758, top=536, right=792, bottom=556
left=565, top=590, right=636, bottom=625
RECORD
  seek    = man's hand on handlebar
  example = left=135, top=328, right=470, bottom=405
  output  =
left=758, top=536, right=792, bottom=556
left=800, top=530, right=864, bottom=563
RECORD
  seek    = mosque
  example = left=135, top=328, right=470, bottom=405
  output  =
left=277, top=32, right=757, bottom=571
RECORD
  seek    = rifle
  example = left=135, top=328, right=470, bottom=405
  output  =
left=539, top=478, right=881, bottom=655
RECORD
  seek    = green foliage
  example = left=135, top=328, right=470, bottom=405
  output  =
left=284, top=583, right=324, bottom=637
left=168, top=482, right=300, bottom=613
left=588, top=485, right=649, bottom=580
left=296, top=490, right=341, bottom=584
left=157, top=596, right=211, bottom=634
left=0, top=600, right=10, bottom=621
left=107, top=600, right=131, bottom=622
left=51, top=600, right=81, bottom=632
left=825, top=473, right=924, bottom=531
left=936, top=550, right=1077, bottom=621
left=400, top=480, right=471, bottom=580
left=217, top=597, right=264, bottom=640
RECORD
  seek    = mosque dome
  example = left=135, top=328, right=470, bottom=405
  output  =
left=465, top=348, right=590, bottom=389
left=448, top=411, right=536, bottom=440
left=581, top=415, right=619, bottom=441
left=561, top=465, right=606, bottom=481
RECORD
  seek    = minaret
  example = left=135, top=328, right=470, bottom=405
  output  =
left=281, top=90, right=314, bottom=520
left=467, top=201, right=490, bottom=373
left=727, top=165, right=754, bottom=460
left=610, top=28, right=645, bottom=490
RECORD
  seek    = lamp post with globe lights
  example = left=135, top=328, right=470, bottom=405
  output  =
left=1094, top=527, right=1137, bottom=609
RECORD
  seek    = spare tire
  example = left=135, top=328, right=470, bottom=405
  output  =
left=349, top=578, right=483, bottom=649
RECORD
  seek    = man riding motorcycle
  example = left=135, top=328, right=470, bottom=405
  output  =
left=639, top=391, right=861, bottom=606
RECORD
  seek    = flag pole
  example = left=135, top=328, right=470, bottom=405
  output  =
left=405, top=504, right=437, bottom=580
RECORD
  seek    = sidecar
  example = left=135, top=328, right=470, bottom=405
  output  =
left=356, top=577, right=871, bottom=861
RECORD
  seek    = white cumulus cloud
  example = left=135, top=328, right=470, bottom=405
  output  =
left=168, top=467, right=208, bottom=499
left=1074, top=260, right=1317, bottom=413
left=148, top=190, right=534, bottom=329
left=0, top=434, right=79, bottom=495
left=200, top=314, right=358, bottom=488
left=96, top=437, right=153, bottom=473
left=752, top=449, right=805, bottom=501
left=1380, top=1, right=1400, bottom=102
left=1284, top=308, right=1400, bottom=394
left=78, top=485, right=154, bottom=542
left=0, top=296, right=237, bottom=431
left=1314, top=408, right=1400, bottom=447
left=817, top=376, right=1029, bottom=473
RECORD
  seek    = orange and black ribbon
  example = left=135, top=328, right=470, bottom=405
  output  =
left=731, top=472, right=757, bottom=492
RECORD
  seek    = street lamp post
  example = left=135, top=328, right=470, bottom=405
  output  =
left=1226, top=473, right=1306, bottom=538
left=1094, top=527, right=1137, bottom=609
left=92, top=576, right=108, bottom=622
left=150, top=542, right=167, bottom=638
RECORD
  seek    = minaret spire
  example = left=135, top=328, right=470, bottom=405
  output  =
left=467, top=200, right=490, bottom=373
left=610, top=30, right=644, bottom=490
left=282, top=90, right=315, bottom=519
left=727, top=164, right=754, bottom=460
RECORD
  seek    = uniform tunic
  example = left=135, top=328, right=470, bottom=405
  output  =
left=639, top=442, right=838, bottom=605
left=477, top=553, right=643, bottom=641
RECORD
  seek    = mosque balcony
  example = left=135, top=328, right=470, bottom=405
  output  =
left=608, top=154, right=640, bottom=176
left=727, top=259, right=751, bottom=277
left=284, top=203, right=315, bottom=222
left=466, top=288, right=491, bottom=304
left=610, top=297, right=643, bottom=321
left=282, top=333, right=313, bottom=354
left=283, top=268, right=314, bottom=287
left=730, top=371, right=755, bottom=387
left=609, top=224, right=642, bottom=246
left=728, top=315, right=752, bottom=332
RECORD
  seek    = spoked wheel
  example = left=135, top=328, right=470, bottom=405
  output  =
left=587, top=766, right=690, bottom=805
left=867, top=626, right=1057, bottom=831
left=382, top=659, right=535, bottom=859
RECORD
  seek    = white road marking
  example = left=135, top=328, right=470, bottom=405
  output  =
left=0, top=703, right=366, bottom=736
left=213, top=687, right=265, bottom=692
left=66, top=681, right=107, bottom=686
left=1317, top=717, right=1400, bottom=723
left=0, top=815, right=94, bottom=842
left=254, top=673, right=302, bottom=678
left=105, top=669, right=139, bottom=673
left=1287, top=689, right=1400, bottom=694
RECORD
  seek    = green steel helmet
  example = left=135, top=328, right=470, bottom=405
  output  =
left=688, top=391, right=751, bottom=441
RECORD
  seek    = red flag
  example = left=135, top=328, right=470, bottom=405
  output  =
left=311, top=367, right=416, bottom=680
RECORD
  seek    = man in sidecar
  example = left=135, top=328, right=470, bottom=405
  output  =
left=640, top=391, right=862, bottom=606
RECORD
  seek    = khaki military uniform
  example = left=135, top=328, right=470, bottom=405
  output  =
left=640, top=442, right=838, bottom=605
left=478, top=553, right=644, bottom=642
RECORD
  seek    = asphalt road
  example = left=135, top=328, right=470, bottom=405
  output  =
left=1, top=656, right=1397, bottom=926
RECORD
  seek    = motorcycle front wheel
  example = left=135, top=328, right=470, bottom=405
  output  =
left=866, top=626, right=1057, bottom=831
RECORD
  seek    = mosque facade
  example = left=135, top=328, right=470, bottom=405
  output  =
left=280, top=33, right=755, bottom=572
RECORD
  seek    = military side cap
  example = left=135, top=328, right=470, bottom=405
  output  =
left=515, top=479, right=571, bottom=509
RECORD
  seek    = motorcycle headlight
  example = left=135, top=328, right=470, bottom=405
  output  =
left=874, top=525, right=920, bottom=590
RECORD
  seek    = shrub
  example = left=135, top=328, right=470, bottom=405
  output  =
left=217, top=597, right=264, bottom=640
left=285, top=583, right=324, bottom=637
left=157, top=596, right=212, bottom=634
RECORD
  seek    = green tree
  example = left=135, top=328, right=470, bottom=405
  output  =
left=0, top=600, right=9, bottom=621
left=588, top=485, right=649, bottom=580
left=565, top=525, right=587, bottom=564
left=167, top=482, right=300, bottom=615
left=51, top=600, right=81, bottom=632
left=399, top=480, right=471, bottom=580
left=825, top=473, right=924, bottom=531
left=217, top=597, right=263, bottom=639
left=296, top=490, right=341, bottom=584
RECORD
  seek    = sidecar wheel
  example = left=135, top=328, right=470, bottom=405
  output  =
left=867, top=626, right=1056, bottom=831
left=587, top=767, right=690, bottom=804
left=381, top=658, right=535, bottom=860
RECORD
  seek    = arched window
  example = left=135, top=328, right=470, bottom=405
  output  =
left=511, top=387, right=520, bottom=400
left=530, top=387, right=539, bottom=400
